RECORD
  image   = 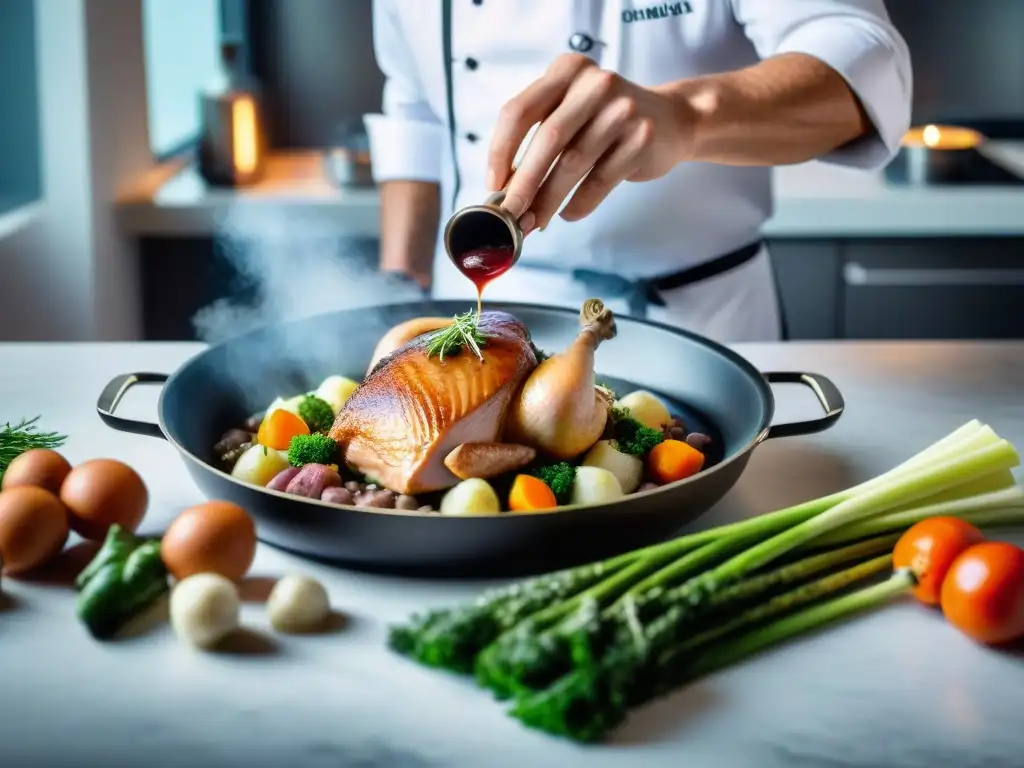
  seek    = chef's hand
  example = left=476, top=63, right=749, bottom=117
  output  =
left=487, top=53, right=697, bottom=233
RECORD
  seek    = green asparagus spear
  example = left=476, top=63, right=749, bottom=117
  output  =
left=485, top=438, right=1020, bottom=708
left=683, top=568, right=916, bottom=681
left=389, top=423, right=1024, bottom=745
left=389, top=495, right=823, bottom=674
left=509, top=552, right=899, bottom=741
left=474, top=516, right=813, bottom=699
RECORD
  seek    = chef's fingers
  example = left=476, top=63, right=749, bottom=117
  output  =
left=525, top=96, right=634, bottom=229
left=561, top=118, right=652, bottom=222
left=487, top=55, right=595, bottom=195
left=501, top=67, right=619, bottom=218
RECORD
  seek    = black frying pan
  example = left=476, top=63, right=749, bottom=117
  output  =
left=96, top=301, right=843, bottom=578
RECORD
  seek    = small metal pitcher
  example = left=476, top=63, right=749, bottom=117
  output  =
left=443, top=190, right=525, bottom=265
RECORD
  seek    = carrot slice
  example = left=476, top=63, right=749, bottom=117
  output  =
left=509, top=474, right=558, bottom=512
left=257, top=409, right=310, bottom=450
left=646, top=439, right=705, bottom=484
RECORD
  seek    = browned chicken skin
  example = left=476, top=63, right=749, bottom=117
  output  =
left=366, top=316, right=453, bottom=376
left=330, top=311, right=538, bottom=495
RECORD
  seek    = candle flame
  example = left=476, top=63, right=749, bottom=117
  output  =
left=232, top=97, right=258, bottom=174
left=922, top=124, right=941, bottom=148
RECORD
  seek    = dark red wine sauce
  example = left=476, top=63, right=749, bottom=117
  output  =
left=453, top=244, right=515, bottom=315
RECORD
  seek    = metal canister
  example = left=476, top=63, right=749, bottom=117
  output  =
left=443, top=190, right=525, bottom=265
left=882, top=125, right=986, bottom=186
left=197, top=40, right=266, bottom=188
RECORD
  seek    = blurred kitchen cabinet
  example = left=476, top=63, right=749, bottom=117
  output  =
left=140, top=238, right=251, bottom=340
left=841, top=238, right=1024, bottom=339
left=767, top=240, right=842, bottom=339
left=248, top=0, right=383, bottom=148
left=139, top=235, right=381, bottom=341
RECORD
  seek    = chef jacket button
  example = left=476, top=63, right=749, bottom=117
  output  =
left=466, top=133, right=479, bottom=143
left=568, top=33, right=595, bottom=53
left=465, top=57, right=479, bottom=70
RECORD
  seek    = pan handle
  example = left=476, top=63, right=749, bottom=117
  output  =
left=763, top=372, right=844, bottom=440
left=96, top=373, right=168, bottom=440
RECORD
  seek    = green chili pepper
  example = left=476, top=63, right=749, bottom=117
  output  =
left=75, top=526, right=169, bottom=640
left=74, top=525, right=139, bottom=591
left=119, top=540, right=169, bottom=618
left=76, top=561, right=128, bottom=639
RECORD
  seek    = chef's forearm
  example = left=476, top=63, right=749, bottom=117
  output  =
left=670, top=52, right=871, bottom=166
left=378, top=180, right=441, bottom=288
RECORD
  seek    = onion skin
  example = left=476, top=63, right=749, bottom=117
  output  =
left=505, top=300, right=617, bottom=460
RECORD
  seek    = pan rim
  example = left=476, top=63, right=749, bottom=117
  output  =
left=157, top=300, right=776, bottom=520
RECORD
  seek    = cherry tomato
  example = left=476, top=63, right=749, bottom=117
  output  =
left=940, top=541, right=1024, bottom=646
left=892, top=517, right=985, bottom=605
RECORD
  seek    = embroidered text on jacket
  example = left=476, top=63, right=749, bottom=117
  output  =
left=622, top=2, right=693, bottom=24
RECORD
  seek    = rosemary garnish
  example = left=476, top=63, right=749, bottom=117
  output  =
left=425, top=310, right=488, bottom=362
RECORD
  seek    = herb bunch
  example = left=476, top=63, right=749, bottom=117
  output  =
left=0, top=416, right=68, bottom=484
left=425, top=310, right=489, bottom=362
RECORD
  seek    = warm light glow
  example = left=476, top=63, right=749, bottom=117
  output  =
left=231, top=97, right=258, bottom=174
left=902, top=124, right=982, bottom=150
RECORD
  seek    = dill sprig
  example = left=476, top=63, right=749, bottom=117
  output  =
left=0, top=416, right=68, bottom=483
left=425, top=310, right=489, bottom=362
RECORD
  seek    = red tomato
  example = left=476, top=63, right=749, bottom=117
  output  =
left=892, top=517, right=985, bottom=605
left=940, top=542, right=1024, bottom=646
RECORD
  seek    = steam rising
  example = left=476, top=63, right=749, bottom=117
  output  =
left=192, top=206, right=423, bottom=344
left=189, top=205, right=426, bottom=405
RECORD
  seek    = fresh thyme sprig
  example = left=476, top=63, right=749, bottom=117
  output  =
left=0, top=416, right=68, bottom=483
left=425, top=310, right=489, bottom=362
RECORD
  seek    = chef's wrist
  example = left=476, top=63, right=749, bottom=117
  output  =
left=658, top=76, right=723, bottom=165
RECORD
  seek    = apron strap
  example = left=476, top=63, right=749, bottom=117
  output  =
left=570, top=239, right=764, bottom=318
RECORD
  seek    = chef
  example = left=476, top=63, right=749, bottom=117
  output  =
left=364, top=0, right=912, bottom=342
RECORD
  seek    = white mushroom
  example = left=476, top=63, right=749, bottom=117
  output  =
left=170, top=573, right=241, bottom=649
left=266, top=574, right=332, bottom=633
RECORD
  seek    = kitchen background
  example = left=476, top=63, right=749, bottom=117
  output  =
left=1, top=0, right=1022, bottom=343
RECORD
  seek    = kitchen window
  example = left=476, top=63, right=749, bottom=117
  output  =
left=142, top=0, right=248, bottom=158
left=0, top=0, right=42, bottom=217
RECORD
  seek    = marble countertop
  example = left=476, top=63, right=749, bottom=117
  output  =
left=2, top=340, right=1024, bottom=767
left=115, top=143, right=1024, bottom=240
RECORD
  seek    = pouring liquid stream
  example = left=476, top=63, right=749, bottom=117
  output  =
left=453, top=244, right=516, bottom=318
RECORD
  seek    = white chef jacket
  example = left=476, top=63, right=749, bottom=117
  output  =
left=363, top=0, right=912, bottom=341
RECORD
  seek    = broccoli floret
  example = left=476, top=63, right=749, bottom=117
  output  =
left=529, top=462, right=576, bottom=505
left=297, top=394, right=335, bottom=433
left=611, top=415, right=664, bottom=457
left=610, top=405, right=630, bottom=422
left=287, top=433, right=338, bottom=467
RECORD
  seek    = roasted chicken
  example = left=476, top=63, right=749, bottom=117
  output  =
left=330, top=310, right=539, bottom=495
left=504, top=299, right=617, bottom=459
